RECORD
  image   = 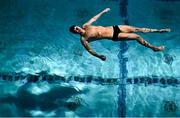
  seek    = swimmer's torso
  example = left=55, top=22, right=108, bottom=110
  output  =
left=83, top=25, right=113, bottom=41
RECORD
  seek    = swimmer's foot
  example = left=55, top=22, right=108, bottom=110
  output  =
left=150, top=29, right=171, bottom=33
left=153, top=46, right=165, bottom=52
left=158, top=29, right=171, bottom=33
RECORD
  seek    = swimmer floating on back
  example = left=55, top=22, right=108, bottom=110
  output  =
left=69, top=8, right=171, bottom=61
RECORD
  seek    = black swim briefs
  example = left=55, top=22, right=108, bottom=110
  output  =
left=112, top=25, right=121, bottom=41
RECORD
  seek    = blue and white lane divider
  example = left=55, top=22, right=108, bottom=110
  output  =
left=0, top=73, right=179, bottom=87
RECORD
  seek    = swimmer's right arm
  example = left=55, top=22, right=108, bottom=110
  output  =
left=80, top=37, right=106, bottom=61
left=83, top=8, right=110, bottom=27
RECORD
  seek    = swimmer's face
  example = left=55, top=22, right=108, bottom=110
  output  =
left=73, top=26, right=83, bottom=34
left=69, top=25, right=84, bottom=34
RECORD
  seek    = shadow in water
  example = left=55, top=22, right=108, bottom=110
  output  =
left=0, top=83, right=80, bottom=117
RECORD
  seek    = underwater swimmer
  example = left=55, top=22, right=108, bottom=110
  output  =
left=69, top=8, right=171, bottom=61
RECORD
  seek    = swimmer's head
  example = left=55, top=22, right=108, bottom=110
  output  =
left=69, top=25, right=84, bottom=34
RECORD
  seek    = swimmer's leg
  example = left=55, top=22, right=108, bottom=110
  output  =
left=134, top=27, right=171, bottom=33
left=118, top=25, right=170, bottom=33
left=118, top=33, right=165, bottom=51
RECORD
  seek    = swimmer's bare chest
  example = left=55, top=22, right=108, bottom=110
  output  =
left=83, top=26, right=113, bottom=42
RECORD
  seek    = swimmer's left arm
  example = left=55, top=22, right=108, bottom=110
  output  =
left=83, top=8, right=110, bottom=27
left=80, top=37, right=106, bottom=61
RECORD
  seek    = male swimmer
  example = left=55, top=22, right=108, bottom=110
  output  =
left=69, top=8, right=170, bottom=61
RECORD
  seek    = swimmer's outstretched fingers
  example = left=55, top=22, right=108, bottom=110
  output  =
left=99, top=55, right=106, bottom=61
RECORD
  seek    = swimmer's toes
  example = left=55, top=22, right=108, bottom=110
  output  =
left=160, top=29, right=171, bottom=33
left=153, top=46, right=165, bottom=52
left=167, top=29, right=171, bottom=32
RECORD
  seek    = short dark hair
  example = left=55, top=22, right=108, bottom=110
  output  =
left=69, top=25, right=77, bottom=33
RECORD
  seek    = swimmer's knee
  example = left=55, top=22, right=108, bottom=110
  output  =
left=128, top=34, right=141, bottom=39
left=135, top=35, right=141, bottom=39
left=134, top=28, right=141, bottom=32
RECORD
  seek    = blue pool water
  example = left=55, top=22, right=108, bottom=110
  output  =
left=0, top=0, right=180, bottom=117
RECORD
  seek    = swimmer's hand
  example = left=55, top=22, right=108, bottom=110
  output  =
left=99, top=55, right=106, bottom=61
left=103, top=8, right=110, bottom=13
